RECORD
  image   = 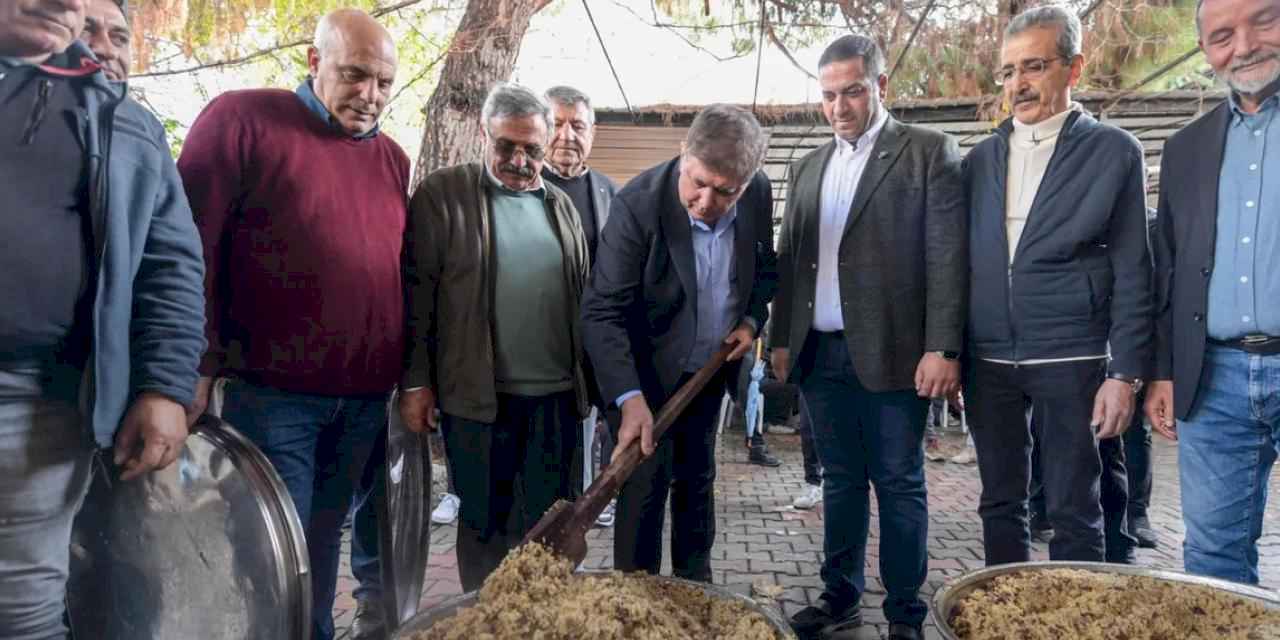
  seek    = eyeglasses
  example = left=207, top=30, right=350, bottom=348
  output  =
left=994, top=57, right=1068, bottom=86
left=492, top=138, right=546, bottom=161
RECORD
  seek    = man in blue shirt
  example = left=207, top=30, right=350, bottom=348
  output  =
left=582, top=104, right=777, bottom=583
left=1147, top=0, right=1280, bottom=585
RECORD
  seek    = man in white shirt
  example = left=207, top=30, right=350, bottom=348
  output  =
left=962, top=5, right=1152, bottom=566
left=770, top=35, right=965, bottom=640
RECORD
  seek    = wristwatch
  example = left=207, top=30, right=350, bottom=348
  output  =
left=1106, top=372, right=1144, bottom=394
left=934, top=351, right=960, bottom=361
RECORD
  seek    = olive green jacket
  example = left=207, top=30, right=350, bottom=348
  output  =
left=402, top=162, right=590, bottom=422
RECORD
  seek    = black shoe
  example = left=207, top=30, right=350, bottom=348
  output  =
left=789, top=596, right=862, bottom=635
left=1131, top=516, right=1159, bottom=549
left=1030, top=517, right=1054, bottom=544
left=749, top=445, right=782, bottom=467
left=887, top=623, right=924, bottom=640
left=351, top=598, right=386, bottom=640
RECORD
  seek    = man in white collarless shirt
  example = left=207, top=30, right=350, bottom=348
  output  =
left=962, top=6, right=1152, bottom=567
left=770, top=34, right=966, bottom=640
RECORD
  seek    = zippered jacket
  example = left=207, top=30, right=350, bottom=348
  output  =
left=963, top=110, right=1152, bottom=379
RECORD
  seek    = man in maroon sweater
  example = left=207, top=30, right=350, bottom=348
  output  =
left=177, top=9, right=408, bottom=640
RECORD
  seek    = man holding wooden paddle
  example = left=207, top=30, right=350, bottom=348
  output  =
left=581, top=104, right=778, bottom=583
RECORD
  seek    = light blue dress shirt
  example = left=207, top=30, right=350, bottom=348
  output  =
left=615, top=207, right=741, bottom=408
left=1207, top=93, right=1280, bottom=340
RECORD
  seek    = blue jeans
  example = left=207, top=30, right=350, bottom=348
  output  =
left=797, top=332, right=929, bottom=627
left=1179, top=346, right=1280, bottom=585
left=220, top=380, right=388, bottom=640
left=349, top=426, right=385, bottom=603
left=0, top=368, right=95, bottom=640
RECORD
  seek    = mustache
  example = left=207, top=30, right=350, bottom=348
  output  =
left=499, top=163, right=535, bottom=178
left=1232, top=51, right=1280, bottom=72
left=1013, top=90, right=1040, bottom=105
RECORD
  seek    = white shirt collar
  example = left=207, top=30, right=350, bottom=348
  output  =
left=1010, top=102, right=1082, bottom=146
left=832, top=108, right=889, bottom=154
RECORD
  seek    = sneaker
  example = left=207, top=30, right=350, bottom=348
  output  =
left=793, top=484, right=823, bottom=510
left=431, top=493, right=460, bottom=525
left=595, top=499, right=616, bottom=528
left=949, top=447, right=977, bottom=465
left=924, top=436, right=947, bottom=462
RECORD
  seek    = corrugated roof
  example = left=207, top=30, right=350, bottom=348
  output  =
left=590, top=90, right=1225, bottom=217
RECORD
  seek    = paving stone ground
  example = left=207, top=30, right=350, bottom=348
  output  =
left=331, top=426, right=1280, bottom=639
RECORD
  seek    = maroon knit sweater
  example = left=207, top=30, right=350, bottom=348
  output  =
left=178, top=89, right=410, bottom=395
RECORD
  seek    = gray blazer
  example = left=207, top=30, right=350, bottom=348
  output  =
left=769, top=117, right=966, bottom=392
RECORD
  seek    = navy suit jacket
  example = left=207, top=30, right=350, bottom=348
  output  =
left=581, top=157, right=778, bottom=408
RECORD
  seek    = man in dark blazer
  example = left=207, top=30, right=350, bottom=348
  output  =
left=541, top=85, right=618, bottom=265
left=581, top=104, right=777, bottom=583
left=1146, top=0, right=1280, bottom=586
left=769, top=35, right=965, bottom=640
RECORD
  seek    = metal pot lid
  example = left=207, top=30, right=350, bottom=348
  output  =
left=67, top=415, right=311, bottom=640
left=379, top=400, right=433, bottom=631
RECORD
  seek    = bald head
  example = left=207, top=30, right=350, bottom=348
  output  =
left=307, top=8, right=397, bottom=136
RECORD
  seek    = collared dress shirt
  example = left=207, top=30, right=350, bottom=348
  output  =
left=1207, top=93, right=1280, bottom=340
left=812, top=109, right=888, bottom=331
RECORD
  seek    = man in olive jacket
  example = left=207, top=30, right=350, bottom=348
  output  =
left=399, top=82, right=590, bottom=591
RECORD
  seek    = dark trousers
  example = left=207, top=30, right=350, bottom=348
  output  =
left=1098, top=435, right=1137, bottom=562
left=442, top=391, right=577, bottom=592
left=1028, top=408, right=1136, bottom=562
left=1123, top=393, right=1152, bottom=521
left=966, top=359, right=1106, bottom=564
left=613, top=370, right=727, bottom=582
left=798, top=394, right=822, bottom=487
left=797, top=331, right=929, bottom=626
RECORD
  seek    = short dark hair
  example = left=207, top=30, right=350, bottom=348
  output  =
left=817, top=34, right=885, bottom=77
left=114, top=0, right=129, bottom=21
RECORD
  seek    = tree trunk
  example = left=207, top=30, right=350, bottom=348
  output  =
left=412, top=0, right=553, bottom=188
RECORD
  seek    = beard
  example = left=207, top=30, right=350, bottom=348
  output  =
left=1221, top=49, right=1280, bottom=96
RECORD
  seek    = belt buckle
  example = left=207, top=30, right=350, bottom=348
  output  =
left=1241, top=334, right=1270, bottom=345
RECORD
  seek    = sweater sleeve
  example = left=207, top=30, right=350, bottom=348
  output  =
left=176, top=95, right=248, bottom=377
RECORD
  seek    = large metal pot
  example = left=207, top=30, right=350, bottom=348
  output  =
left=390, top=574, right=797, bottom=639
left=929, top=561, right=1280, bottom=640
left=67, top=416, right=311, bottom=640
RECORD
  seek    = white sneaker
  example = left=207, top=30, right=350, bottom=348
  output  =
left=793, top=484, right=823, bottom=510
left=595, top=500, right=616, bottom=528
left=949, top=448, right=978, bottom=465
left=431, top=493, right=460, bottom=524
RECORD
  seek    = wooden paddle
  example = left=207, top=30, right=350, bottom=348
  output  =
left=521, top=342, right=735, bottom=566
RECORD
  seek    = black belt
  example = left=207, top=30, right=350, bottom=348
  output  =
left=1208, top=335, right=1280, bottom=355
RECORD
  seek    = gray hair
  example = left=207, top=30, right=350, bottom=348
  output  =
left=544, top=85, right=595, bottom=126
left=481, top=82, right=554, bottom=140
left=684, top=104, right=767, bottom=183
left=817, top=34, right=886, bottom=78
left=1005, top=5, right=1083, bottom=60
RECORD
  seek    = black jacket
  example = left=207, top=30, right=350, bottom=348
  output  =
left=1152, top=102, right=1231, bottom=418
left=770, top=118, right=967, bottom=391
left=542, top=166, right=618, bottom=267
left=581, top=157, right=777, bottom=407
left=964, top=111, right=1152, bottom=379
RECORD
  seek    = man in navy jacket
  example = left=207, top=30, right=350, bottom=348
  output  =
left=0, top=1, right=206, bottom=634
left=963, top=6, right=1152, bottom=565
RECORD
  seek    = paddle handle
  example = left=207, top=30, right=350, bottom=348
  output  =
left=571, top=342, right=735, bottom=521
